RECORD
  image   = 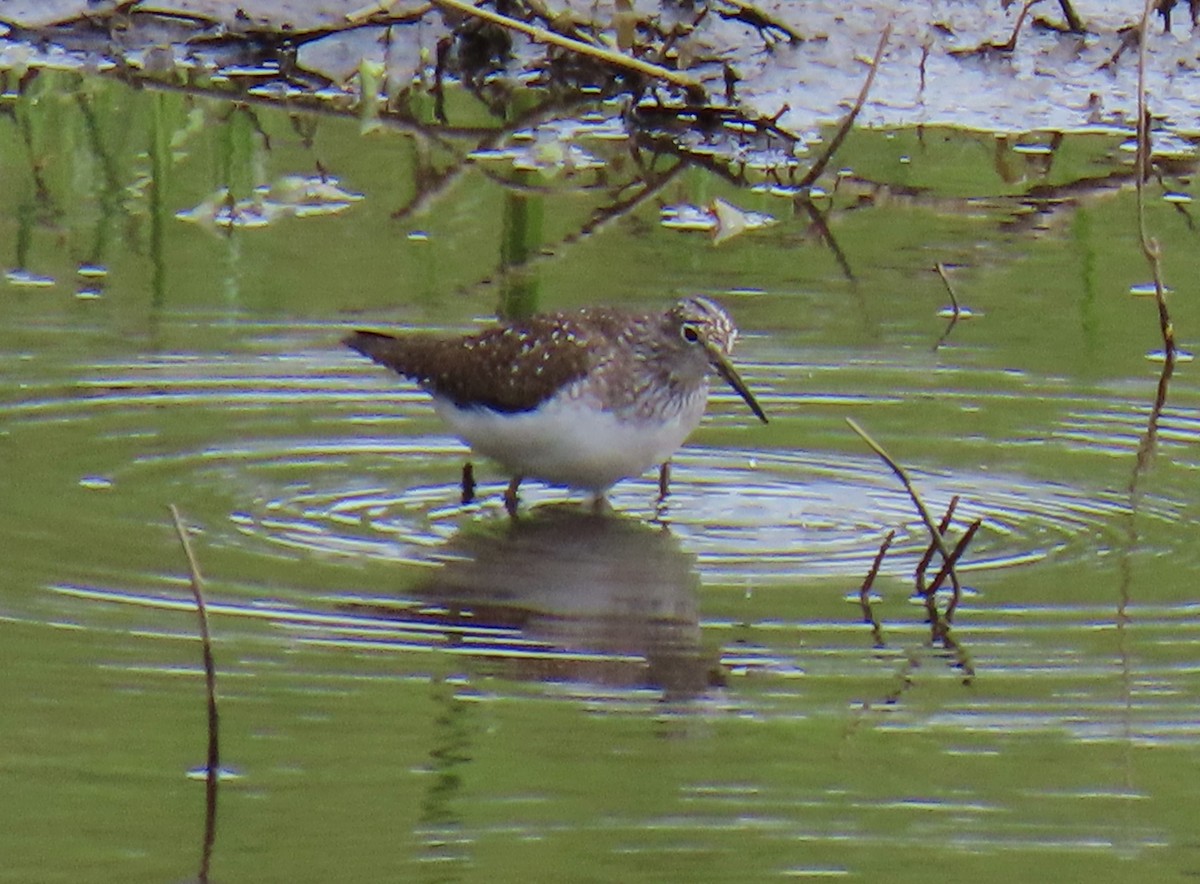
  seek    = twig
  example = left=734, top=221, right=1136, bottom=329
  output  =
left=798, top=23, right=891, bottom=188
left=169, top=504, right=220, bottom=884
left=859, top=529, right=893, bottom=647
left=935, top=262, right=961, bottom=315
left=914, top=495, right=959, bottom=593
left=1131, top=0, right=1179, bottom=491
left=431, top=0, right=704, bottom=94
left=924, top=517, right=982, bottom=622
left=1134, top=0, right=1177, bottom=365
left=846, top=418, right=961, bottom=638
left=932, top=263, right=972, bottom=351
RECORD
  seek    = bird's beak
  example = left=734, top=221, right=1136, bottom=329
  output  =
left=706, top=343, right=768, bottom=424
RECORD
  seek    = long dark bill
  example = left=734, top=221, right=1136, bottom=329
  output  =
left=706, top=344, right=768, bottom=424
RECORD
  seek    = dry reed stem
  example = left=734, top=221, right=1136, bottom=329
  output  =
left=169, top=504, right=220, bottom=884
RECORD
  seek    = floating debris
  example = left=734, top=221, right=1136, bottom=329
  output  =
left=660, top=203, right=719, bottom=232
left=936, top=306, right=976, bottom=319
left=1147, top=349, right=1194, bottom=364
left=660, top=198, right=777, bottom=242
left=471, top=138, right=605, bottom=176
left=1011, top=142, right=1055, bottom=155
left=711, top=197, right=777, bottom=244
left=176, top=189, right=280, bottom=229
left=5, top=268, right=55, bottom=287
left=1129, top=282, right=1174, bottom=298
left=177, top=176, right=362, bottom=230
left=269, top=175, right=364, bottom=217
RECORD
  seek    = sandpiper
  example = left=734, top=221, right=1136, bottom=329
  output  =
left=344, top=296, right=767, bottom=514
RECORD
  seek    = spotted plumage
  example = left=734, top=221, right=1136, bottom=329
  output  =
left=344, top=297, right=767, bottom=509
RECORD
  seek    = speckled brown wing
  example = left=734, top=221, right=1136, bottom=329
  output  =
left=344, top=315, right=598, bottom=413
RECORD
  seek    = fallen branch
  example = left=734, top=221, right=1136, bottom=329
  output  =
left=798, top=23, right=891, bottom=189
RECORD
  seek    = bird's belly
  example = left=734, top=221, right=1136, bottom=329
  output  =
left=432, top=395, right=706, bottom=491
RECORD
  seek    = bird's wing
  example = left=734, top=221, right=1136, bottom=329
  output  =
left=344, top=317, right=594, bottom=413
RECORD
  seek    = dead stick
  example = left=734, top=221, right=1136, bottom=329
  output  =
left=799, top=22, right=891, bottom=188
left=924, top=518, right=982, bottom=622
left=846, top=418, right=962, bottom=638
left=915, top=494, right=959, bottom=592
left=859, top=529, right=894, bottom=647
left=169, top=504, right=220, bottom=883
left=1134, top=0, right=1178, bottom=365
left=846, top=419, right=956, bottom=571
left=934, top=262, right=961, bottom=316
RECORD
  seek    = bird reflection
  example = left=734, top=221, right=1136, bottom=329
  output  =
left=344, top=506, right=719, bottom=699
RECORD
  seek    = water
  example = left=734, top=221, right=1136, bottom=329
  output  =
left=3, top=69, right=1200, bottom=883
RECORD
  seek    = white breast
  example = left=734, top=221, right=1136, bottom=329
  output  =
left=432, top=390, right=709, bottom=492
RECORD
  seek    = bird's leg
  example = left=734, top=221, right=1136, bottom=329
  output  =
left=460, top=461, right=476, bottom=505
left=504, top=476, right=522, bottom=518
left=657, top=461, right=671, bottom=501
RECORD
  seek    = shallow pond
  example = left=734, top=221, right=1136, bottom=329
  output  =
left=3, top=68, right=1200, bottom=882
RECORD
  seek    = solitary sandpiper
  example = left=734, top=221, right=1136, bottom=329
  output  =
left=344, top=296, right=767, bottom=514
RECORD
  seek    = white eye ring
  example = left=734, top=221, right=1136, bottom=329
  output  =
left=681, top=324, right=701, bottom=344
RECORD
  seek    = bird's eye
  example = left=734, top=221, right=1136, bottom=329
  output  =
left=681, top=324, right=701, bottom=344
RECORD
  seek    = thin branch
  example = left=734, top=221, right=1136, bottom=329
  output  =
left=859, top=529, right=894, bottom=647
left=169, top=504, right=220, bottom=884
left=798, top=23, right=891, bottom=188
left=914, top=495, right=959, bottom=593
left=846, top=418, right=962, bottom=638
left=1135, top=0, right=1177, bottom=366
left=924, top=517, right=982, bottom=622
left=1131, top=0, right=1180, bottom=492
left=935, top=262, right=961, bottom=315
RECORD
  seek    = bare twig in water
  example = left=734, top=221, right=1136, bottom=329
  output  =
left=935, top=262, right=961, bottom=316
left=169, top=504, right=220, bottom=884
left=798, top=23, right=891, bottom=189
left=914, top=495, right=959, bottom=594
left=430, top=0, right=704, bottom=95
left=845, top=418, right=962, bottom=637
left=933, top=263, right=976, bottom=350
left=925, top=518, right=982, bottom=622
left=859, top=529, right=894, bottom=648
left=1131, top=0, right=1180, bottom=489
